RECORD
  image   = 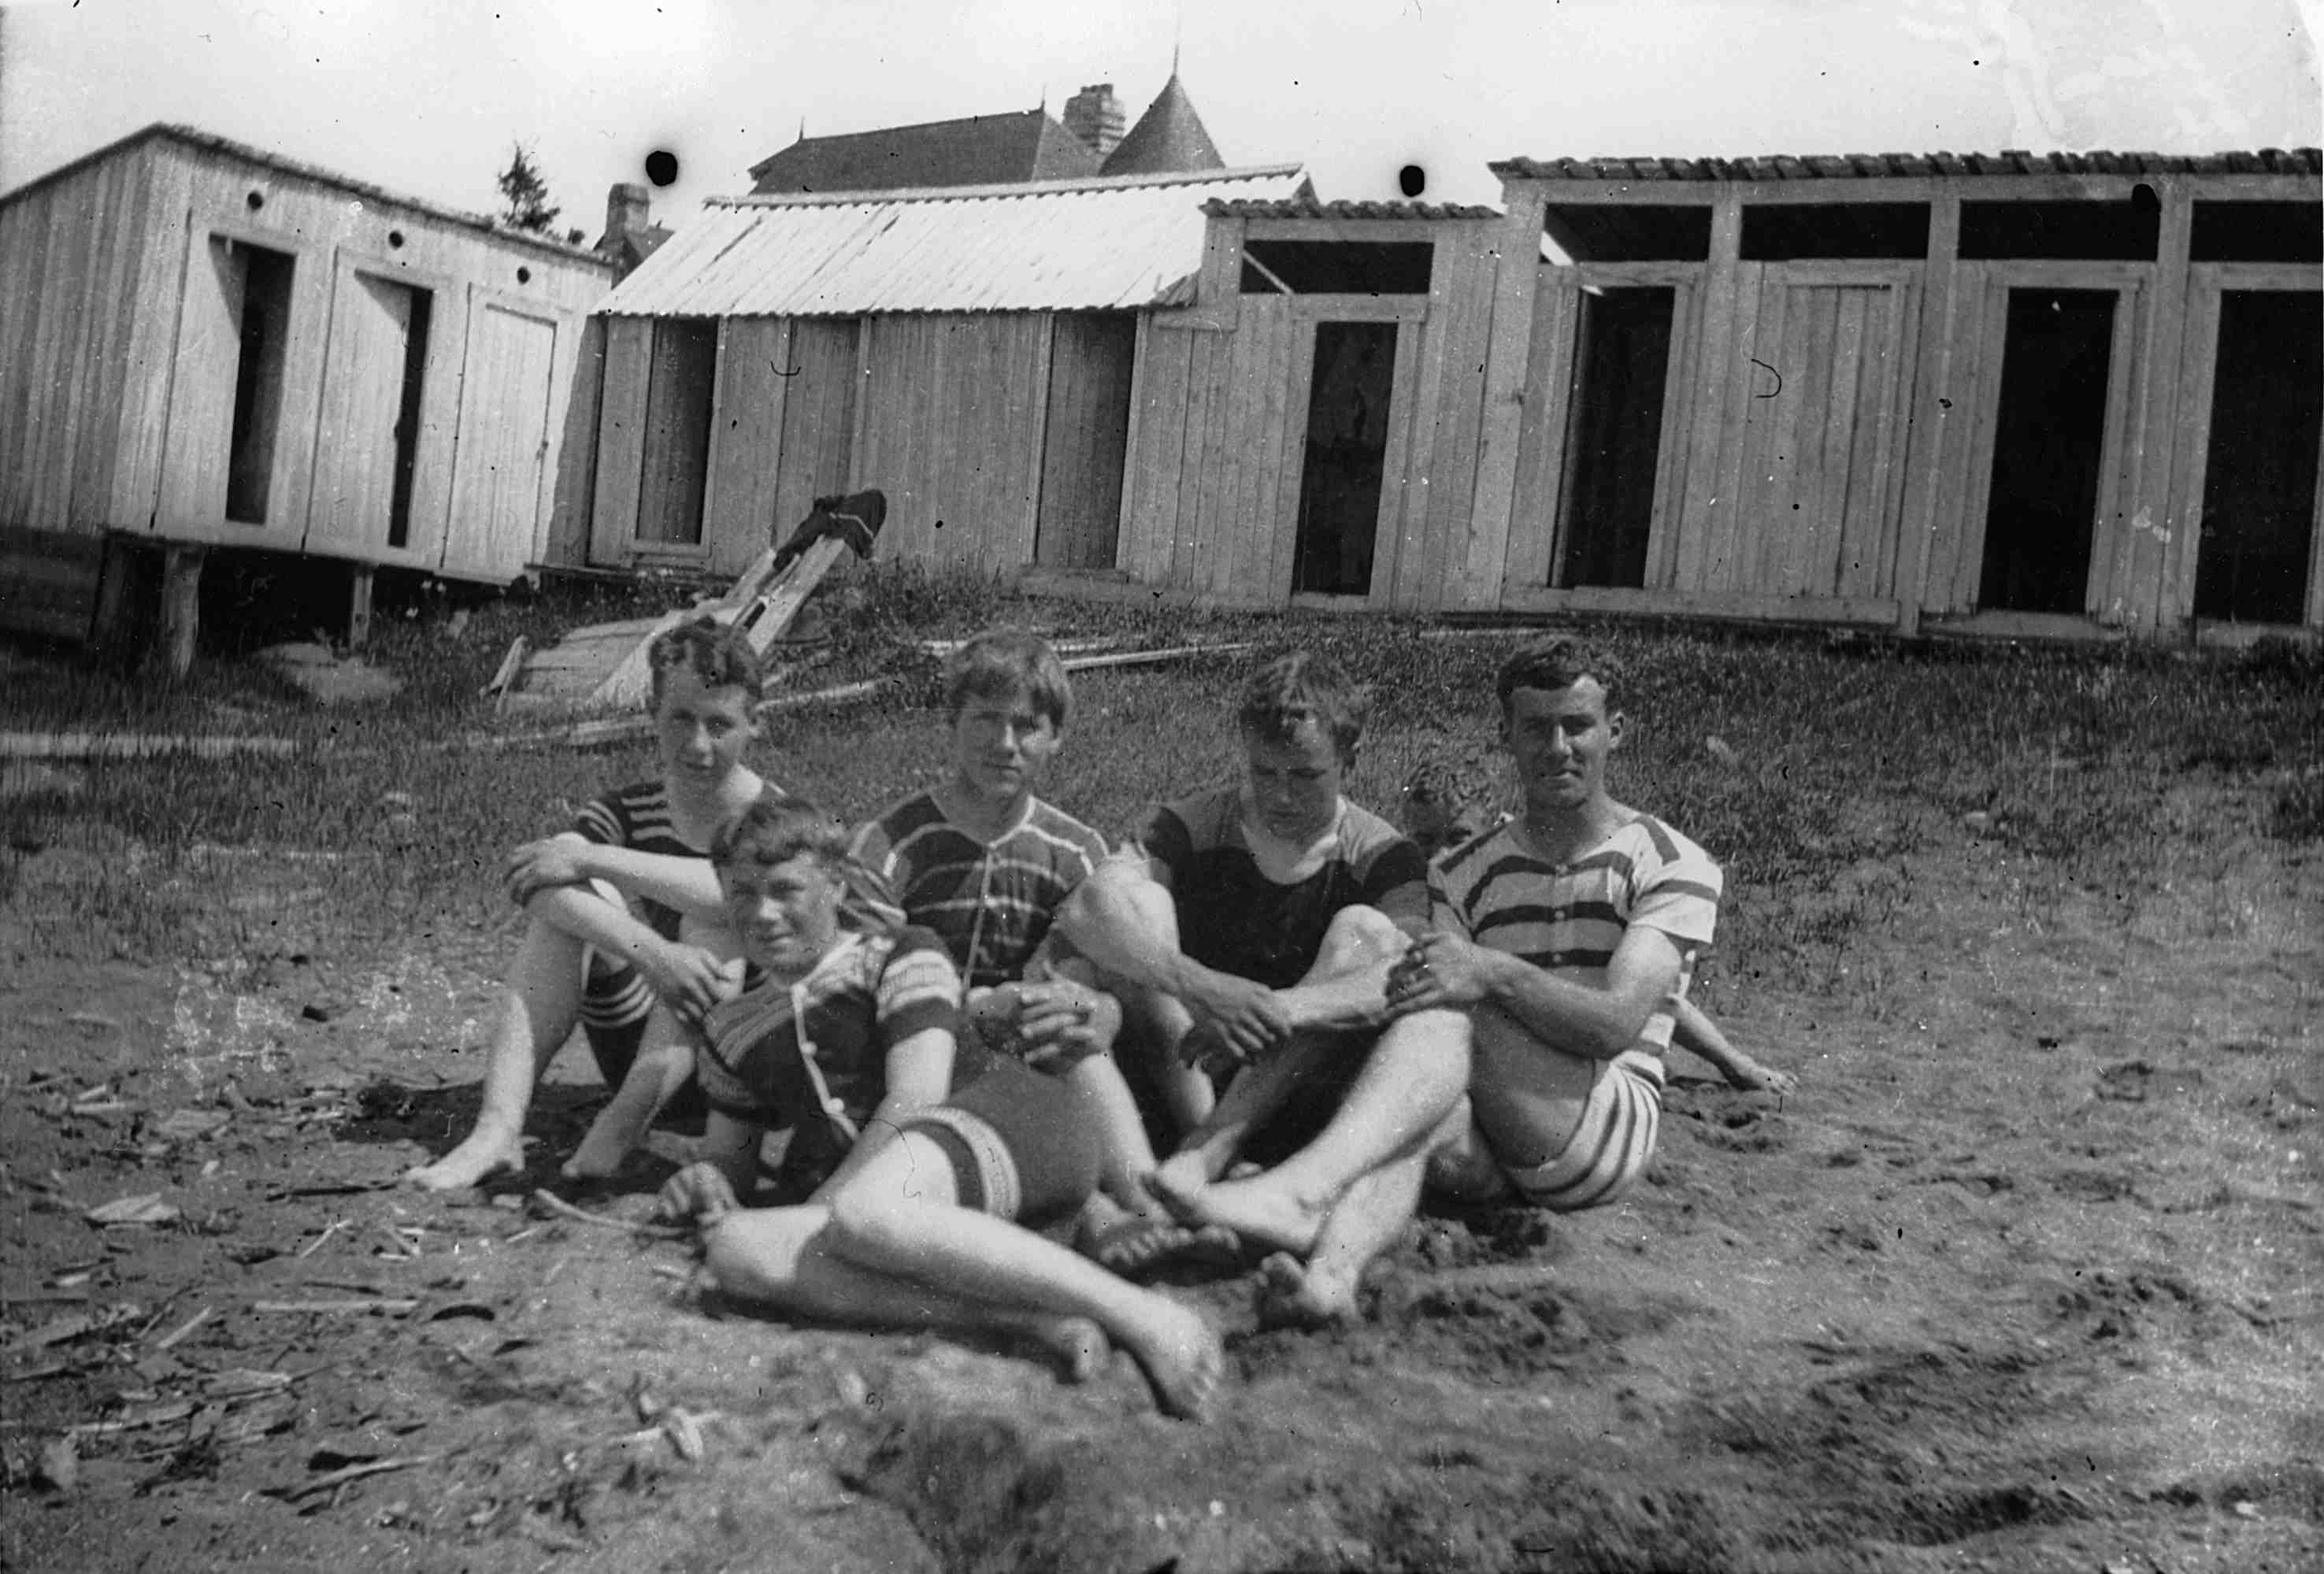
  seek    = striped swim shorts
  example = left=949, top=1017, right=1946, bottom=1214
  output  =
left=1496, top=1050, right=1663, bottom=1213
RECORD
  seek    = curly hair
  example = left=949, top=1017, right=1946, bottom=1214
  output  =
left=709, top=790, right=851, bottom=874
left=647, top=616, right=767, bottom=708
left=1237, top=651, right=1369, bottom=762
left=943, top=628, right=1073, bottom=730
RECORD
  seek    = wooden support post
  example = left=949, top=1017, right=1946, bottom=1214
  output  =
left=154, top=543, right=205, bottom=680
left=348, top=565, right=375, bottom=652
left=90, top=536, right=140, bottom=657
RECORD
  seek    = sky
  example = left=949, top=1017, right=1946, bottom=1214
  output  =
left=2, top=0, right=2318, bottom=239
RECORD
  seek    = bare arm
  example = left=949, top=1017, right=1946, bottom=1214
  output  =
left=506, top=833, right=725, bottom=920
left=810, top=1027, right=954, bottom=1201
left=1394, top=924, right=1684, bottom=1061
left=515, top=853, right=732, bottom=1026
left=1056, top=859, right=1292, bottom=1059
left=1670, top=999, right=1795, bottom=1094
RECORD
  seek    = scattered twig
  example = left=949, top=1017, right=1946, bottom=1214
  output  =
left=529, top=1189, right=688, bottom=1240
left=298, top=1220, right=350, bottom=1259
left=273, top=1451, right=445, bottom=1502
left=153, top=1306, right=215, bottom=1352
left=0, top=731, right=299, bottom=762
left=250, top=1299, right=419, bottom=1317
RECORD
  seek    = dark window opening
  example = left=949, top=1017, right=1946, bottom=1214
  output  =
left=1241, top=240, right=1433, bottom=294
left=1977, top=289, right=2117, bottom=613
left=223, top=241, right=295, bottom=525
left=1541, top=205, right=1712, bottom=263
left=2195, top=290, right=2320, bottom=623
left=1740, top=202, right=1931, bottom=260
left=636, top=319, right=719, bottom=546
left=1959, top=200, right=2159, bottom=260
left=1554, top=287, right=1674, bottom=589
left=1293, top=321, right=1398, bottom=594
left=385, top=286, right=433, bottom=550
left=2190, top=202, right=2323, bottom=264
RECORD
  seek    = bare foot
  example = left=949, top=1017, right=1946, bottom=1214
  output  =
left=1119, top=1296, right=1225, bottom=1423
left=1255, top=1251, right=1359, bottom=1330
left=1028, top=1316, right=1111, bottom=1384
left=1148, top=1168, right=1325, bottom=1257
left=404, top=1133, right=525, bottom=1192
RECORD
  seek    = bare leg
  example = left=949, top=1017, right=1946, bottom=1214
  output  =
left=564, top=1007, right=694, bottom=1180
left=706, top=1143, right=1223, bottom=1417
left=827, top=1137, right=1225, bottom=1420
left=1151, top=1007, right=1471, bottom=1255
left=1267, top=905, right=1406, bottom=1036
left=1258, top=1098, right=1468, bottom=1328
left=406, top=917, right=589, bottom=1191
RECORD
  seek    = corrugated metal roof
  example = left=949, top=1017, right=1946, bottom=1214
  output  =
left=1206, top=195, right=1502, bottom=221
left=599, top=165, right=1308, bottom=317
left=1492, top=150, right=2323, bottom=182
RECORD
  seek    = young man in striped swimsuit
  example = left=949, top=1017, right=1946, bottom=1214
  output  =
left=405, top=618, right=775, bottom=1192
left=658, top=793, right=1223, bottom=1420
left=846, top=628, right=1177, bottom=1255
left=1155, top=636, right=1730, bottom=1327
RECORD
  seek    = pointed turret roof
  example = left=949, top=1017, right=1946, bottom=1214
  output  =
left=1100, top=75, right=1223, bottom=176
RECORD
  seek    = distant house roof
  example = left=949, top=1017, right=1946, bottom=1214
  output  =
left=599, top=164, right=1308, bottom=317
left=1100, top=74, right=1224, bottom=177
left=1491, top=150, right=2324, bottom=181
left=748, top=109, right=1102, bottom=195
left=1, top=123, right=610, bottom=265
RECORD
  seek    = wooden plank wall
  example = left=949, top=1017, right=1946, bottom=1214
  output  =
left=854, top=313, right=1048, bottom=568
left=0, top=131, right=612, bottom=589
left=541, top=313, right=605, bottom=570
left=0, top=142, right=162, bottom=544
left=1034, top=313, right=1137, bottom=570
left=1121, top=297, right=1301, bottom=605
left=701, top=317, right=791, bottom=574
left=770, top=319, right=861, bottom=541
left=1392, top=228, right=1498, bottom=611
left=1698, top=265, right=1918, bottom=599
left=587, top=316, right=653, bottom=563
left=1503, top=274, right=1582, bottom=590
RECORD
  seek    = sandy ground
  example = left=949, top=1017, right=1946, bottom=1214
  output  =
left=2, top=799, right=2318, bottom=1572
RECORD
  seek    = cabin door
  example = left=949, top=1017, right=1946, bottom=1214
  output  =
left=1951, top=265, right=2146, bottom=620
left=309, top=257, right=441, bottom=563
left=443, top=294, right=559, bottom=581
left=2171, top=265, right=2324, bottom=628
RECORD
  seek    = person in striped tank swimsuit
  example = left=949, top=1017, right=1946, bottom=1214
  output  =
left=405, top=619, right=779, bottom=1193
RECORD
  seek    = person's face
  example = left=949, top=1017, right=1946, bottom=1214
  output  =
left=654, top=667, right=758, bottom=787
left=951, top=688, right=1062, bottom=800
left=719, top=853, right=844, bottom=975
left=1243, top=722, right=1345, bottom=844
left=1503, top=679, right=1622, bottom=813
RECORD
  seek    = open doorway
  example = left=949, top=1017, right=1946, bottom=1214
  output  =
left=384, top=285, right=433, bottom=550
left=223, top=242, right=295, bottom=525
left=1292, top=321, right=1397, bottom=595
left=2194, top=290, right=2321, bottom=624
left=1977, top=289, right=2117, bottom=613
left=1555, top=286, right=1674, bottom=588
left=636, top=319, right=717, bottom=546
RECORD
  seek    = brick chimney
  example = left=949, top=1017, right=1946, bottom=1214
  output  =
left=1062, top=83, right=1125, bottom=161
left=602, top=182, right=650, bottom=253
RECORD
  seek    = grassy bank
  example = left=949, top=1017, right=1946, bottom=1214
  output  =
left=4, top=564, right=2318, bottom=1006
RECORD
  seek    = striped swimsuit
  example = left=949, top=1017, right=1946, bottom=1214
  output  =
left=1429, top=814, right=1722, bottom=1211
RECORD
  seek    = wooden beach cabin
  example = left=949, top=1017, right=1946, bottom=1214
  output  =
left=1451, top=150, right=2323, bottom=643
left=584, top=165, right=1308, bottom=582
left=1116, top=193, right=1507, bottom=609
left=0, top=125, right=612, bottom=659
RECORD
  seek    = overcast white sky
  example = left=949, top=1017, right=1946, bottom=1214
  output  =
left=2, top=0, right=2318, bottom=237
